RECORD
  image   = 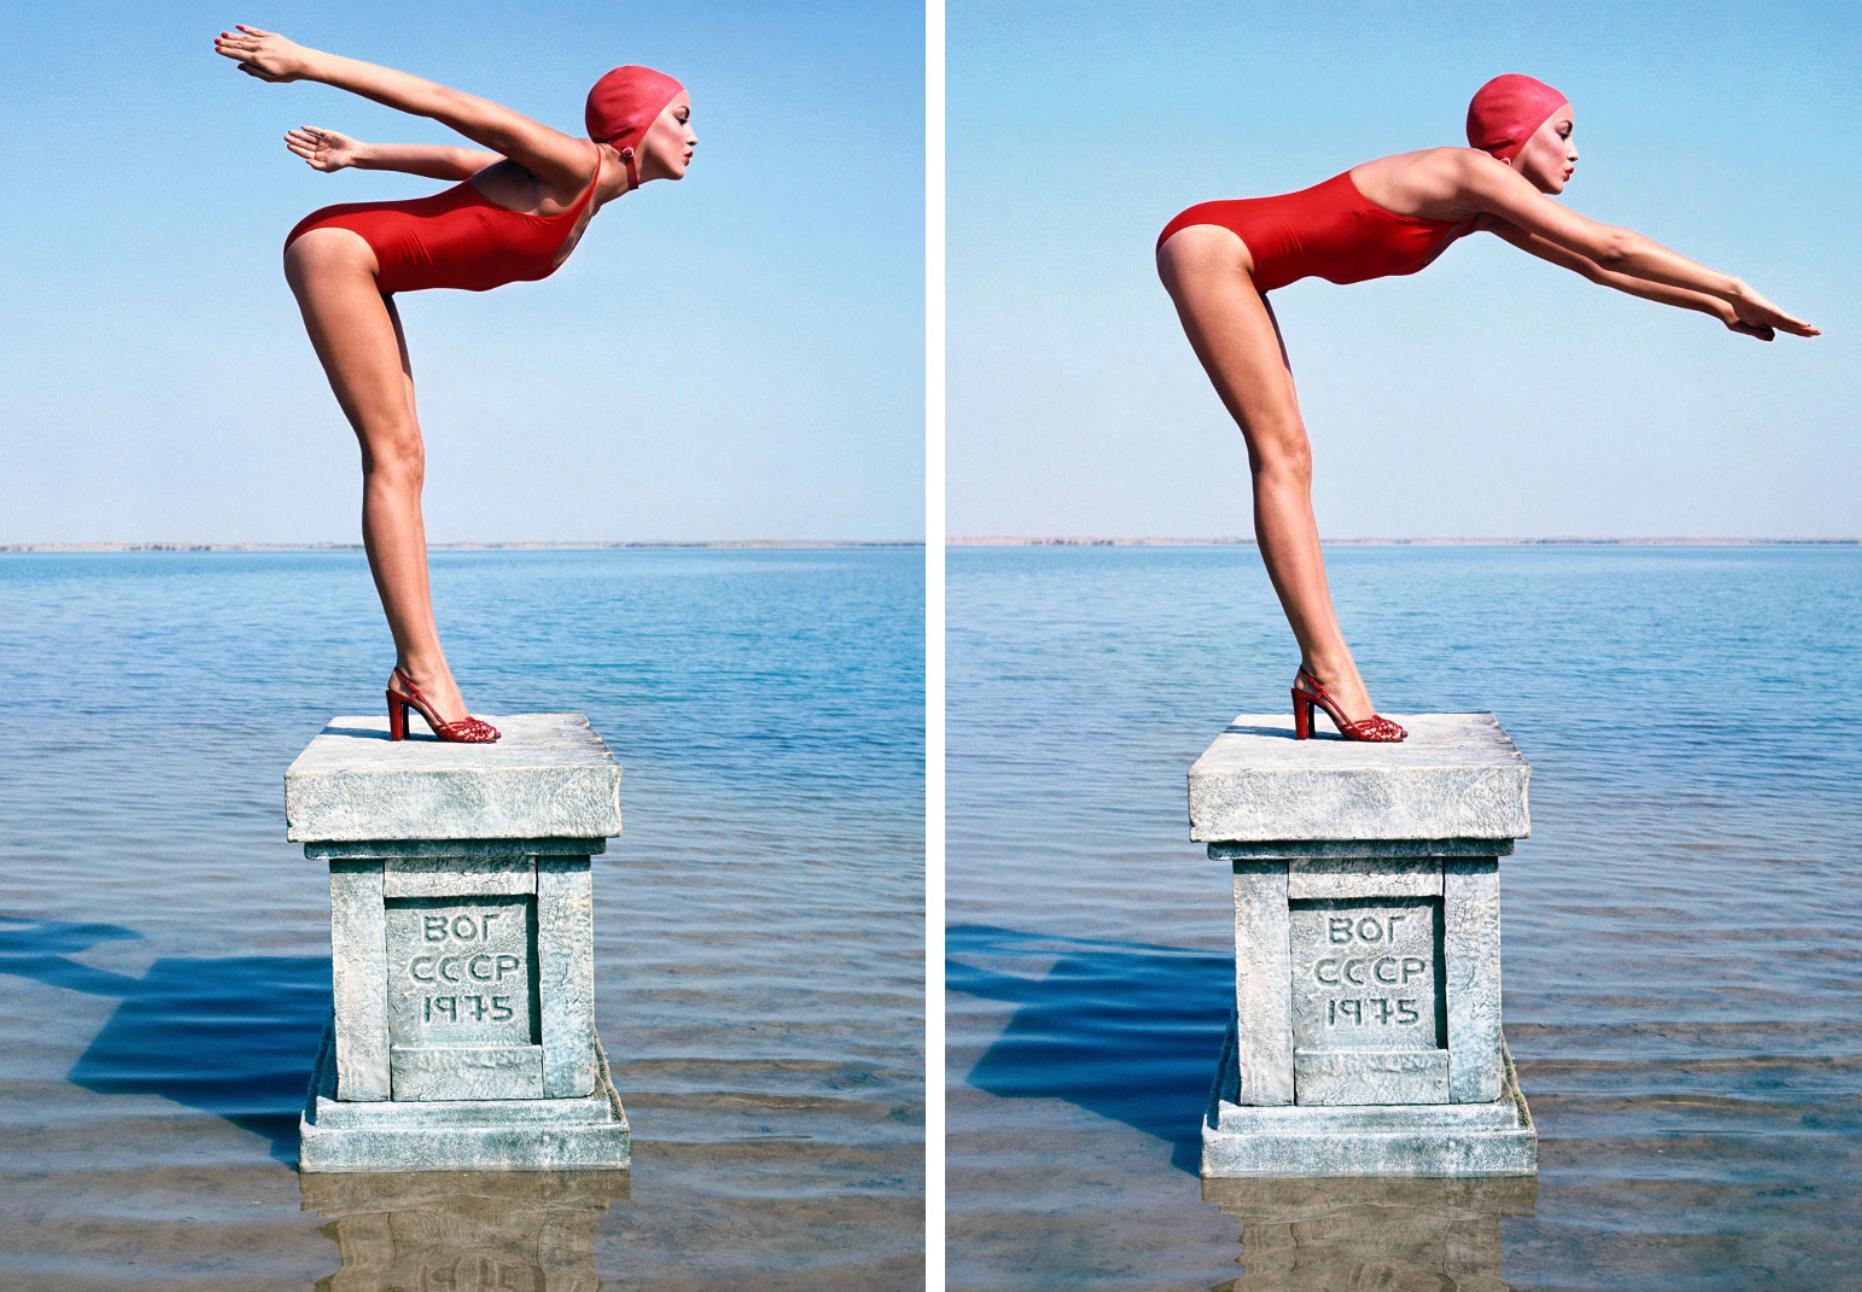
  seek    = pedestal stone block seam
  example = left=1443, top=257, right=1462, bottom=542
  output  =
left=307, top=837, right=610, bottom=860
left=1211, top=838, right=1513, bottom=859
left=1218, top=1091, right=1520, bottom=1134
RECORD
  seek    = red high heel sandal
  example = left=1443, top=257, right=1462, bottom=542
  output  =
left=386, top=667, right=501, bottom=743
left=1291, top=665, right=1406, bottom=742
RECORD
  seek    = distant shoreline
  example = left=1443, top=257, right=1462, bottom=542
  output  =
left=948, top=536, right=1861, bottom=547
left=3, top=537, right=1857, bottom=553
left=0, top=540, right=924, bottom=553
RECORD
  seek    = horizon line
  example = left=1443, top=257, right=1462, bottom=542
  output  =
left=947, top=536, right=1861, bottom=547
left=0, top=539, right=926, bottom=554
left=6, top=537, right=1860, bottom=554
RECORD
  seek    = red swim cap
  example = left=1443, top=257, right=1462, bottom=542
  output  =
left=586, top=65, right=685, bottom=190
left=1466, top=74, right=1569, bottom=163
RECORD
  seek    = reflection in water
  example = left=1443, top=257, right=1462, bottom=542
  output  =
left=1202, top=1175, right=1537, bottom=1292
left=303, top=1170, right=629, bottom=1292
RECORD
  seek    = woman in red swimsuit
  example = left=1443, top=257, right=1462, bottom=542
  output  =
left=214, top=24, right=695, bottom=741
left=1156, top=74, right=1819, bottom=741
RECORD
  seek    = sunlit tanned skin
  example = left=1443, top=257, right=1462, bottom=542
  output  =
left=213, top=25, right=697, bottom=727
left=1156, top=105, right=1818, bottom=727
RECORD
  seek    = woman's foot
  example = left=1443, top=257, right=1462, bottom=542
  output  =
left=386, top=663, right=499, bottom=742
left=383, top=666, right=499, bottom=748
left=1299, top=657, right=1377, bottom=726
left=386, top=662, right=471, bottom=727
left=1292, top=661, right=1406, bottom=742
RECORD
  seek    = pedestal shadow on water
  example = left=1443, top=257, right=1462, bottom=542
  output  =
left=949, top=923, right=1232, bottom=1175
left=0, top=914, right=329, bottom=1166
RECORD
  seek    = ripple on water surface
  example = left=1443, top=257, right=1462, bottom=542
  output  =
left=0, top=548, right=925, bottom=1289
left=948, top=545, right=1862, bottom=1291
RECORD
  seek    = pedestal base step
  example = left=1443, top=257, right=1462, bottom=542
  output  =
left=1201, top=1014, right=1536, bottom=1178
left=298, top=1021, right=631, bottom=1173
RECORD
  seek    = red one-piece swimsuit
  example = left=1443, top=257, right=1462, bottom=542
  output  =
left=284, top=143, right=603, bottom=294
left=1157, top=168, right=1472, bottom=293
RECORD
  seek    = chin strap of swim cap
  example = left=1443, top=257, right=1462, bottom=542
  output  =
left=586, top=65, right=684, bottom=192
left=1466, top=73, right=1569, bottom=163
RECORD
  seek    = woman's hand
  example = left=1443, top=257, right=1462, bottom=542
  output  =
left=1730, top=283, right=1821, bottom=339
left=212, top=24, right=313, bottom=83
left=1716, top=299, right=1774, bottom=341
left=284, top=125, right=362, bottom=172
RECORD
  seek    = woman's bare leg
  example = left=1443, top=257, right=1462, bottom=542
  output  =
left=380, top=294, right=443, bottom=690
left=284, top=229, right=475, bottom=724
left=1157, top=226, right=1379, bottom=722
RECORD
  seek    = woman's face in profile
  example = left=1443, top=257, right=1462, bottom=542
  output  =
left=1515, top=104, right=1577, bottom=194
left=647, top=93, right=697, bottom=179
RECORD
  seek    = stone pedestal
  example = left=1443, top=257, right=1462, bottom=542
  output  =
left=285, top=713, right=630, bottom=1172
left=1188, top=713, right=1537, bottom=1177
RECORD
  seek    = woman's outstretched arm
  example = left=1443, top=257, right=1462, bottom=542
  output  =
left=1456, top=150, right=1819, bottom=338
left=283, top=126, right=500, bottom=180
left=213, top=24, right=591, bottom=188
left=1484, top=219, right=1781, bottom=339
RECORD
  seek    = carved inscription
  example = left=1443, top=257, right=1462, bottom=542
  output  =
left=1289, top=898, right=1442, bottom=1053
left=384, top=896, right=535, bottom=1048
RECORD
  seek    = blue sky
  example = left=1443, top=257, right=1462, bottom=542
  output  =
left=0, top=1, right=922, bottom=544
left=949, top=0, right=1861, bottom=538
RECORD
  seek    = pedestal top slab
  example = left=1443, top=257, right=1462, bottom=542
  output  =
left=286, top=713, right=622, bottom=843
left=1188, top=713, right=1529, bottom=844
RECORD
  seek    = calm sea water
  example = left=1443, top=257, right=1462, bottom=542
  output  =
left=948, top=545, right=1862, bottom=1291
left=0, top=547, right=924, bottom=1289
